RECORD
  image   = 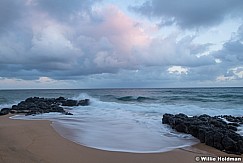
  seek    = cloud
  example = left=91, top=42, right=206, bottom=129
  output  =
left=168, top=66, right=189, bottom=75
left=217, top=66, right=243, bottom=81
left=210, top=25, right=243, bottom=82
left=73, top=5, right=150, bottom=69
left=213, top=25, right=243, bottom=65
left=34, top=0, right=102, bottom=21
left=0, top=0, right=24, bottom=33
left=133, top=34, right=215, bottom=67
left=0, top=3, right=216, bottom=81
left=131, top=0, right=243, bottom=28
left=0, top=0, right=241, bottom=88
left=0, top=76, right=73, bottom=89
left=0, top=4, right=152, bottom=80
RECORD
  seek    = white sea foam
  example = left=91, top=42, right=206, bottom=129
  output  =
left=11, top=92, right=243, bottom=153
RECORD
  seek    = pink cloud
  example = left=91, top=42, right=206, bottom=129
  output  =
left=94, top=5, right=150, bottom=56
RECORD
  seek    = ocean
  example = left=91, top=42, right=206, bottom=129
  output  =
left=1, top=88, right=243, bottom=153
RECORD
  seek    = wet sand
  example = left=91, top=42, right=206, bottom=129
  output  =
left=0, top=115, right=241, bottom=163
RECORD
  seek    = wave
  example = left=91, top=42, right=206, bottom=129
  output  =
left=218, top=94, right=243, bottom=99
left=0, top=97, right=7, bottom=103
left=11, top=91, right=243, bottom=154
left=116, top=96, right=157, bottom=102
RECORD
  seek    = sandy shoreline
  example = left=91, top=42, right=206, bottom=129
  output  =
left=0, top=115, right=241, bottom=163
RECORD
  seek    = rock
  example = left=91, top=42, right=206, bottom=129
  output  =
left=175, top=113, right=188, bottom=119
left=227, top=131, right=243, bottom=142
left=228, top=122, right=240, bottom=127
left=10, top=110, right=17, bottom=114
left=78, top=99, right=90, bottom=106
left=213, top=131, right=224, bottom=150
left=62, top=100, right=78, bottom=106
left=1, top=96, right=90, bottom=116
left=175, top=123, right=188, bottom=133
left=0, top=108, right=10, bottom=115
left=210, top=119, right=227, bottom=128
left=7, top=97, right=89, bottom=115
left=198, top=114, right=211, bottom=121
left=11, top=105, right=18, bottom=110
left=25, top=97, right=36, bottom=103
left=198, top=128, right=206, bottom=143
left=50, top=105, right=64, bottom=113
left=228, top=125, right=237, bottom=131
left=237, top=140, right=243, bottom=153
left=188, top=125, right=199, bottom=137
left=56, top=96, right=66, bottom=101
left=222, top=115, right=243, bottom=123
left=222, top=136, right=237, bottom=154
left=162, top=113, right=174, bottom=124
left=205, top=130, right=214, bottom=147
left=162, top=113, right=243, bottom=155
left=65, top=112, right=73, bottom=115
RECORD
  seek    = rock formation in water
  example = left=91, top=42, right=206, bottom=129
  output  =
left=162, top=113, right=243, bottom=155
left=0, top=97, right=90, bottom=116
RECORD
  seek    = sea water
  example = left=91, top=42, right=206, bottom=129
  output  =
left=1, top=88, right=243, bottom=153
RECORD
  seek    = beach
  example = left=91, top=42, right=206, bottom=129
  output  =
left=0, top=115, right=241, bottom=163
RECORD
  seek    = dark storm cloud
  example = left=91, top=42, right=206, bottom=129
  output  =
left=0, top=0, right=24, bottom=33
left=131, top=0, right=243, bottom=28
left=0, top=0, right=105, bottom=80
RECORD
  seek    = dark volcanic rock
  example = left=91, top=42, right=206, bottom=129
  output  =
left=188, top=125, right=199, bottom=137
left=205, top=130, right=214, bottom=147
left=61, top=99, right=90, bottom=106
left=213, top=131, right=224, bottom=150
left=56, top=96, right=66, bottom=101
left=198, top=128, right=206, bottom=143
left=175, top=123, right=188, bottom=133
left=62, top=100, right=78, bottom=106
left=0, top=96, right=90, bottom=117
left=65, top=112, right=73, bottom=115
left=162, top=113, right=243, bottom=155
left=0, top=108, right=10, bottom=116
left=162, top=113, right=174, bottom=124
left=78, top=99, right=90, bottom=106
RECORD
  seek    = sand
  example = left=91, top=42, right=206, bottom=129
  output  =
left=0, top=115, right=241, bottom=163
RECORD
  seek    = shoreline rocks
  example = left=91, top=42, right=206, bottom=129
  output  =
left=0, top=96, right=90, bottom=116
left=0, top=108, right=10, bottom=115
left=162, top=113, right=243, bottom=155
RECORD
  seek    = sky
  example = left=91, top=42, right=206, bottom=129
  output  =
left=0, top=0, right=243, bottom=89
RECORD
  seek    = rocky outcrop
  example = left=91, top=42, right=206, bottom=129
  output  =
left=162, top=113, right=243, bottom=155
left=0, top=108, right=10, bottom=115
left=61, top=98, right=90, bottom=106
left=0, top=96, right=90, bottom=116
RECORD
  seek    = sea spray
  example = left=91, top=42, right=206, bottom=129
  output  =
left=5, top=88, right=243, bottom=153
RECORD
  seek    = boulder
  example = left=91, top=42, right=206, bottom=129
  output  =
left=55, top=96, right=66, bottom=101
left=78, top=99, right=90, bottom=106
left=205, top=131, right=214, bottom=147
left=222, top=136, right=237, bottom=154
left=175, top=123, right=188, bottom=133
left=62, top=100, right=78, bottom=106
left=198, top=128, right=206, bottom=143
left=0, top=108, right=10, bottom=116
left=162, top=113, right=174, bottom=124
left=213, top=131, right=224, bottom=150
left=65, top=112, right=73, bottom=115
left=188, top=125, right=199, bottom=137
